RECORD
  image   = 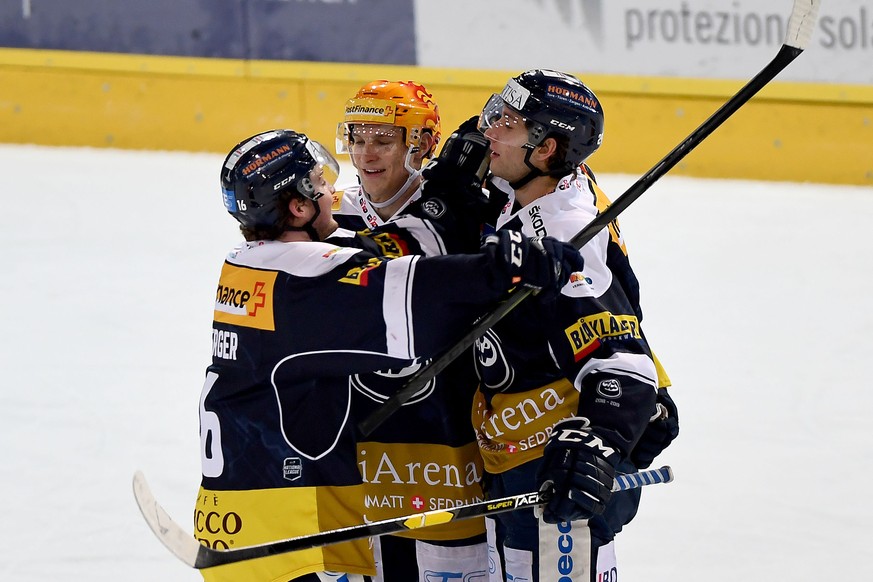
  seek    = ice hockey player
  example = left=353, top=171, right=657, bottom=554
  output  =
left=332, top=80, right=491, bottom=581
left=472, top=69, right=678, bottom=582
left=334, top=80, right=440, bottom=228
left=196, top=128, right=585, bottom=582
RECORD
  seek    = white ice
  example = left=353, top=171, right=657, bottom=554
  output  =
left=1, top=144, right=871, bottom=581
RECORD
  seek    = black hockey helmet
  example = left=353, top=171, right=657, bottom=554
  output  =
left=220, top=129, right=339, bottom=229
left=480, top=69, right=604, bottom=176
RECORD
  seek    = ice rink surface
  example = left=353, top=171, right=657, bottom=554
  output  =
left=2, top=144, right=871, bottom=581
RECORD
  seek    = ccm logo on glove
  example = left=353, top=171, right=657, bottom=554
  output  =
left=537, top=418, right=620, bottom=523
left=554, top=427, right=616, bottom=459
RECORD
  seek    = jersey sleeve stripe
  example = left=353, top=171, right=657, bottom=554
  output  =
left=572, top=352, right=659, bottom=391
left=383, top=255, right=419, bottom=359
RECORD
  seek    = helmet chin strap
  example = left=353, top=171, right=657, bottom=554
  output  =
left=508, top=148, right=545, bottom=190
left=364, top=147, right=421, bottom=210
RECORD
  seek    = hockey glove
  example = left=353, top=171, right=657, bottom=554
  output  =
left=482, top=230, right=583, bottom=294
left=631, top=388, right=680, bottom=469
left=421, top=117, right=491, bottom=199
left=537, top=417, right=620, bottom=524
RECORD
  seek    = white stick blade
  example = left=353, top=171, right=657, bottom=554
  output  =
left=132, top=471, right=201, bottom=568
left=785, top=0, right=821, bottom=50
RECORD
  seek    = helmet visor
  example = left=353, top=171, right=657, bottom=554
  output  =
left=478, top=94, right=543, bottom=149
left=298, top=139, right=340, bottom=200
left=306, top=139, right=340, bottom=183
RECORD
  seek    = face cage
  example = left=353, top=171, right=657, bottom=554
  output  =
left=336, top=122, right=424, bottom=155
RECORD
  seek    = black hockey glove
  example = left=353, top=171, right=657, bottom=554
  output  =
left=421, top=116, right=491, bottom=199
left=453, top=114, right=483, bottom=137
left=412, top=118, right=493, bottom=251
left=631, top=388, right=680, bottom=469
left=537, top=417, right=620, bottom=524
left=482, top=174, right=511, bottom=228
left=482, top=230, right=583, bottom=294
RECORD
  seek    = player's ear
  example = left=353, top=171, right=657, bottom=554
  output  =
left=287, top=196, right=308, bottom=220
left=538, top=136, right=558, bottom=157
left=416, top=132, right=437, bottom=164
left=531, top=136, right=558, bottom=169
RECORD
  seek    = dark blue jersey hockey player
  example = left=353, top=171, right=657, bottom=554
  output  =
left=195, top=128, right=585, bottom=582
left=473, top=70, right=679, bottom=582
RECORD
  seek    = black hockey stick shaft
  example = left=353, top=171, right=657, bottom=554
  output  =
left=358, top=0, right=819, bottom=437
left=133, top=465, right=673, bottom=569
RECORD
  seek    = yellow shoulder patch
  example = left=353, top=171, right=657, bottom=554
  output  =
left=213, top=263, right=277, bottom=331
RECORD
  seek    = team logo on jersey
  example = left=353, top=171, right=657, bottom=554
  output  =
left=564, top=311, right=642, bottom=361
left=596, top=378, right=622, bottom=399
left=213, top=263, right=277, bottom=330
left=351, top=359, right=436, bottom=405
left=475, top=330, right=515, bottom=392
left=421, top=198, right=447, bottom=219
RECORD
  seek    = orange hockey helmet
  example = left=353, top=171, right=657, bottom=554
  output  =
left=337, top=80, right=441, bottom=157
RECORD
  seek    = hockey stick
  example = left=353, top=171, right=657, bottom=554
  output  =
left=133, top=465, right=672, bottom=569
left=358, top=0, right=820, bottom=437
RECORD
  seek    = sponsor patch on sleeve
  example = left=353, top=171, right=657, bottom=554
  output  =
left=213, top=263, right=277, bottom=331
left=564, top=312, right=642, bottom=361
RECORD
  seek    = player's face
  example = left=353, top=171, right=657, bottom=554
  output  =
left=482, top=106, right=532, bottom=183
left=347, top=124, right=412, bottom=202
left=308, top=164, right=339, bottom=238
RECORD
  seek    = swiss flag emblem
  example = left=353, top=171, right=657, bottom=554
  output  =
left=506, top=443, right=518, bottom=454
left=411, top=496, right=425, bottom=510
